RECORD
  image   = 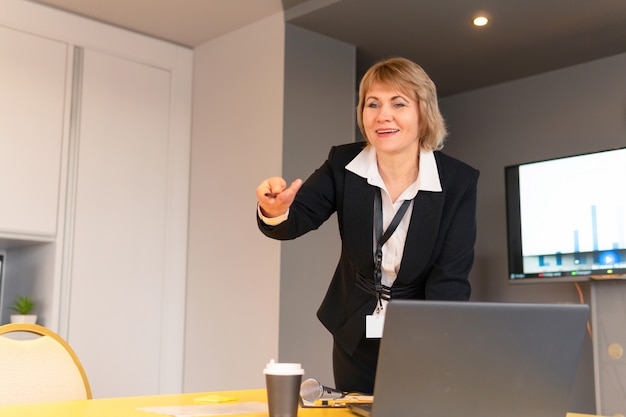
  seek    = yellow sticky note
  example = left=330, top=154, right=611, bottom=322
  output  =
left=194, top=394, right=238, bottom=403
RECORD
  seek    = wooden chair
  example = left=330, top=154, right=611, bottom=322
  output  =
left=0, top=323, right=92, bottom=405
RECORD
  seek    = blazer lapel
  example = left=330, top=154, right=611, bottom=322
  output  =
left=343, top=173, right=376, bottom=275
left=396, top=190, right=444, bottom=284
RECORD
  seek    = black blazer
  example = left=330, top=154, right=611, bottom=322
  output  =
left=258, top=142, right=479, bottom=355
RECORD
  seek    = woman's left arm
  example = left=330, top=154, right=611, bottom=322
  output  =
left=425, top=167, right=479, bottom=300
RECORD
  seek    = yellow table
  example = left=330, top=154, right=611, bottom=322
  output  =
left=0, top=389, right=604, bottom=417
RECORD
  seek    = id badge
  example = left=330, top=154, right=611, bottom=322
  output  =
left=366, top=314, right=385, bottom=338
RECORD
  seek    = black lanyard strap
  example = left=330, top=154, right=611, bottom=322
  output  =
left=374, top=189, right=412, bottom=307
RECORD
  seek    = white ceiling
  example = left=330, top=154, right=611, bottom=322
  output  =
left=28, top=0, right=626, bottom=96
left=27, top=0, right=293, bottom=46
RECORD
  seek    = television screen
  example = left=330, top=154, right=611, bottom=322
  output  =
left=505, top=147, right=626, bottom=282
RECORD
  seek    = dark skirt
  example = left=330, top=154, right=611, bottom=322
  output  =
left=332, top=336, right=381, bottom=395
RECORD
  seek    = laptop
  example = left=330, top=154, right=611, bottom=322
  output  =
left=348, top=300, right=589, bottom=417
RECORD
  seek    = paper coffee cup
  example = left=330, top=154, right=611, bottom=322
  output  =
left=264, top=359, right=304, bottom=417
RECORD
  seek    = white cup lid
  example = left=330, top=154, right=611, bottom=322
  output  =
left=263, top=359, right=304, bottom=375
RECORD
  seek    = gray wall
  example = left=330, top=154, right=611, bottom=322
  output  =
left=439, top=52, right=626, bottom=305
left=279, top=24, right=355, bottom=385
left=439, top=52, right=626, bottom=414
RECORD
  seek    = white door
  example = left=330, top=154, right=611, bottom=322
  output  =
left=67, top=48, right=173, bottom=397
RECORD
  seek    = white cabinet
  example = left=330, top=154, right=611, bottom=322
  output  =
left=0, top=0, right=192, bottom=398
left=0, top=25, right=68, bottom=237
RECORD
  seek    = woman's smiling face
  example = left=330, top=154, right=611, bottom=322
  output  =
left=362, top=82, right=420, bottom=157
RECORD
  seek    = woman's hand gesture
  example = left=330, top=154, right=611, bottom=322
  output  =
left=256, top=177, right=303, bottom=218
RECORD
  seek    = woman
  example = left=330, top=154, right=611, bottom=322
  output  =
left=256, top=57, right=479, bottom=394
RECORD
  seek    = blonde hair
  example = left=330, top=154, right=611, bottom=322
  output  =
left=356, top=57, right=447, bottom=151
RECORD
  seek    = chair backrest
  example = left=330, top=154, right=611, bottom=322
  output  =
left=0, top=323, right=92, bottom=405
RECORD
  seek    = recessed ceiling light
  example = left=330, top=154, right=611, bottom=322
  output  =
left=473, top=16, right=489, bottom=27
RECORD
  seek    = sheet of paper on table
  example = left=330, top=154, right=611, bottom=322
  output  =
left=138, top=401, right=268, bottom=417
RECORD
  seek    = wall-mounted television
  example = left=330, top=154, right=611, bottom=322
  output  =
left=505, top=147, right=626, bottom=283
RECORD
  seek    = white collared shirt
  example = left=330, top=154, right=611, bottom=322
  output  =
left=345, top=145, right=442, bottom=314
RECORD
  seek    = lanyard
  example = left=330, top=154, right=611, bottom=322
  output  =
left=374, top=189, right=412, bottom=310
